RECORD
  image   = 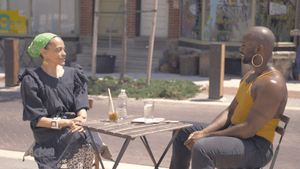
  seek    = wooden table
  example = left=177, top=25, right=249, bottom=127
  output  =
left=80, top=115, right=193, bottom=169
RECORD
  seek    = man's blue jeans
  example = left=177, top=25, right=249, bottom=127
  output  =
left=169, top=122, right=273, bottom=169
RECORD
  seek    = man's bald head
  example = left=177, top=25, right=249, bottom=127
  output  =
left=243, top=26, right=276, bottom=52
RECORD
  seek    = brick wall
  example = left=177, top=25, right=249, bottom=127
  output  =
left=80, top=0, right=93, bottom=36
left=126, top=0, right=136, bottom=38
left=168, top=0, right=180, bottom=39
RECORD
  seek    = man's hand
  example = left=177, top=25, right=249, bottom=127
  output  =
left=184, top=131, right=207, bottom=150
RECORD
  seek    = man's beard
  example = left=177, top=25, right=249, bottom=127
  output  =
left=242, top=56, right=251, bottom=64
left=242, top=51, right=256, bottom=64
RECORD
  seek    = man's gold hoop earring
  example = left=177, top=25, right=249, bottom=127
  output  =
left=43, top=60, right=49, bottom=65
left=251, top=54, right=263, bottom=68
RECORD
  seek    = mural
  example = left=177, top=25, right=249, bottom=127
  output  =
left=181, top=0, right=202, bottom=40
left=181, top=0, right=252, bottom=42
left=255, top=0, right=296, bottom=42
left=204, top=0, right=252, bottom=42
left=180, top=0, right=296, bottom=43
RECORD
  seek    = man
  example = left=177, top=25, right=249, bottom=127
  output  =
left=170, top=26, right=287, bottom=169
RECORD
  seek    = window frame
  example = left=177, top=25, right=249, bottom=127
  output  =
left=179, top=0, right=298, bottom=47
left=0, top=0, right=80, bottom=37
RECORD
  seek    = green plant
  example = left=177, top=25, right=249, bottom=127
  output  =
left=87, top=76, right=202, bottom=100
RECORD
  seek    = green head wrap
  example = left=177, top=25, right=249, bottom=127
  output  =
left=28, top=33, right=57, bottom=58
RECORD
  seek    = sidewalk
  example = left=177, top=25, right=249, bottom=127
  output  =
left=0, top=149, right=167, bottom=169
left=0, top=70, right=300, bottom=168
left=1, top=69, right=300, bottom=109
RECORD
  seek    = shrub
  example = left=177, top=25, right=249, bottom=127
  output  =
left=87, top=75, right=202, bottom=100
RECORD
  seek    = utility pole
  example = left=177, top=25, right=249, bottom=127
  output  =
left=58, top=0, right=61, bottom=36
left=146, top=0, right=158, bottom=87
left=92, top=0, right=100, bottom=79
left=118, top=0, right=127, bottom=85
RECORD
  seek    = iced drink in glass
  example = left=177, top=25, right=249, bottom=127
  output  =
left=144, top=101, right=154, bottom=124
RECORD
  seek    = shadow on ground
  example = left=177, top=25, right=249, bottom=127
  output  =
left=0, top=91, right=21, bottom=102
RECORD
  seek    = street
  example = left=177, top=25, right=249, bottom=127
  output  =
left=0, top=91, right=299, bottom=168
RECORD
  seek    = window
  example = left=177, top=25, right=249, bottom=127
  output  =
left=203, top=0, right=252, bottom=42
left=0, top=0, right=29, bottom=33
left=0, top=0, right=78, bottom=36
left=255, top=0, right=296, bottom=43
left=180, top=0, right=298, bottom=44
left=181, top=0, right=202, bottom=40
left=31, top=0, right=76, bottom=35
left=181, top=0, right=253, bottom=42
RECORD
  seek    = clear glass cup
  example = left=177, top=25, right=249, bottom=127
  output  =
left=109, top=99, right=118, bottom=122
left=144, top=101, right=154, bottom=124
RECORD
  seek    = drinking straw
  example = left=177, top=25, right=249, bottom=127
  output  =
left=108, top=88, right=115, bottom=112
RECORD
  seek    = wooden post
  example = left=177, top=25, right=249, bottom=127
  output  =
left=5, top=38, right=19, bottom=87
left=146, top=0, right=158, bottom=87
left=92, top=0, right=100, bottom=79
left=209, top=43, right=225, bottom=99
left=58, top=0, right=61, bottom=36
left=118, top=0, right=127, bottom=85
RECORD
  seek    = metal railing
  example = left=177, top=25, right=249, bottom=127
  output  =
left=19, top=38, right=38, bottom=68
left=0, top=38, right=38, bottom=73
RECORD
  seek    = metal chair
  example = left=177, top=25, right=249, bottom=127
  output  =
left=248, top=114, right=290, bottom=169
left=267, top=114, right=290, bottom=169
left=221, top=114, right=290, bottom=169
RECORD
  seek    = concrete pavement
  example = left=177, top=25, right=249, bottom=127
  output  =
left=0, top=149, right=167, bottom=169
left=0, top=70, right=299, bottom=169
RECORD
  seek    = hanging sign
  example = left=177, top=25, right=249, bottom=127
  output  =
left=0, top=10, right=26, bottom=34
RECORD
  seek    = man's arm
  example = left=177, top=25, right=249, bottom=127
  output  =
left=185, top=79, right=285, bottom=150
left=201, top=97, right=238, bottom=134
left=197, top=71, right=252, bottom=135
left=184, top=97, right=238, bottom=149
left=203, top=78, right=285, bottom=139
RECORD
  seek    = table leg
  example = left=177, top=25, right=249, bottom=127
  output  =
left=140, top=136, right=157, bottom=166
left=112, top=137, right=131, bottom=169
left=155, top=129, right=180, bottom=169
left=86, top=128, right=105, bottom=169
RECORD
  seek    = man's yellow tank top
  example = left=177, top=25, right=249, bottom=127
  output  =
left=231, top=70, right=281, bottom=144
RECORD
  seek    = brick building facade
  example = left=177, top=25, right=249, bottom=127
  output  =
left=79, top=0, right=181, bottom=42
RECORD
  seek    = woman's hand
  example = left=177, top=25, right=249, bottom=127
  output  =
left=184, top=131, right=207, bottom=150
left=68, top=121, right=85, bottom=133
left=71, top=116, right=87, bottom=123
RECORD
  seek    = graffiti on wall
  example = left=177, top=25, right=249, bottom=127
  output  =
left=181, top=0, right=252, bottom=42
left=255, top=0, right=296, bottom=42
left=181, top=0, right=202, bottom=40
left=204, top=0, right=252, bottom=42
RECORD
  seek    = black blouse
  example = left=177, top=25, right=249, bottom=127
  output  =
left=19, top=65, right=102, bottom=169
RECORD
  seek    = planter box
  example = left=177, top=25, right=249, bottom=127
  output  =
left=167, top=50, right=185, bottom=73
left=179, top=54, right=199, bottom=75
left=96, top=55, right=116, bottom=73
left=273, top=51, right=296, bottom=80
left=199, top=52, right=210, bottom=77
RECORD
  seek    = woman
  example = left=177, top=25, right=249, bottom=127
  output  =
left=19, top=33, right=103, bottom=169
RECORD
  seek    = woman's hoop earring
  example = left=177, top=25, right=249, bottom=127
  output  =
left=43, top=60, right=49, bottom=65
left=251, top=54, right=263, bottom=68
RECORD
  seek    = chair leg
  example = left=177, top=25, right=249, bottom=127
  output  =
left=94, top=152, right=100, bottom=169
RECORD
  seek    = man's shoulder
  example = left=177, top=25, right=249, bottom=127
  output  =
left=254, top=70, right=287, bottom=93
